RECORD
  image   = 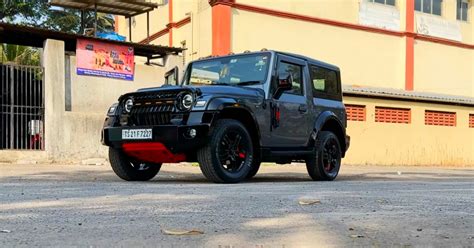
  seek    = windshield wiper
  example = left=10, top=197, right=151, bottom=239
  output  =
left=235, top=81, right=261, bottom=86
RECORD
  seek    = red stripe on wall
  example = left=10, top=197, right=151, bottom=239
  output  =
left=138, top=17, right=191, bottom=44
left=233, top=3, right=405, bottom=37
left=232, top=2, right=474, bottom=50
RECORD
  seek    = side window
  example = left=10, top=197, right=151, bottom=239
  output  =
left=310, top=65, right=340, bottom=100
left=277, top=61, right=303, bottom=95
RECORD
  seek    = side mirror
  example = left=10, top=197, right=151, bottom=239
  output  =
left=274, top=72, right=293, bottom=99
left=164, top=66, right=179, bottom=85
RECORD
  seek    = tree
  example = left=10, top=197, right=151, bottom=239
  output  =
left=0, top=44, right=40, bottom=66
left=0, top=1, right=114, bottom=66
left=0, top=0, right=115, bottom=33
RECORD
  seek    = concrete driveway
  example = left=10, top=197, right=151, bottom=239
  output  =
left=1, top=163, right=473, bottom=247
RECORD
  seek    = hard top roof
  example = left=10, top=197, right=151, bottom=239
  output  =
left=276, top=51, right=340, bottom=71
left=195, top=50, right=340, bottom=71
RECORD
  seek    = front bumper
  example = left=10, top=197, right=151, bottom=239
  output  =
left=102, top=124, right=210, bottom=153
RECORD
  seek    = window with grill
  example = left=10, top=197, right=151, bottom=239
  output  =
left=457, top=0, right=469, bottom=21
left=415, top=0, right=442, bottom=15
left=345, top=104, right=366, bottom=122
left=375, top=107, right=411, bottom=124
left=425, top=110, right=456, bottom=126
left=469, top=114, right=474, bottom=128
left=368, top=0, right=396, bottom=6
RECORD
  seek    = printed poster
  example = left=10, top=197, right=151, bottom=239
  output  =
left=76, top=39, right=134, bottom=81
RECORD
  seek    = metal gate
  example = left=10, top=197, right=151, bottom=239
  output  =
left=0, top=64, right=44, bottom=150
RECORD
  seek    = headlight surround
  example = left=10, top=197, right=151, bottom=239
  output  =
left=107, top=103, right=119, bottom=116
left=124, top=98, right=134, bottom=113
left=177, top=92, right=194, bottom=111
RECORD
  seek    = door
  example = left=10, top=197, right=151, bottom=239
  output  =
left=269, top=55, right=312, bottom=147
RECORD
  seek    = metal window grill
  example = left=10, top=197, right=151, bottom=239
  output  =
left=375, top=107, right=411, bottom=124
left=470, top=114, right=474, bottom=128
left=345, top=104, right=366, bottom=122
left=0, top=64, right=45, bottom=150
left=425, top=110, right=456, bottom=127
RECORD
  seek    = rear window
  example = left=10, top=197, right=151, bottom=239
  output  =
left=309, top=65, right=341, bottom=100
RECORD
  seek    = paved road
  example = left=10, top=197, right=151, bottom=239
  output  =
left=1, top=163, right=473, bottom=247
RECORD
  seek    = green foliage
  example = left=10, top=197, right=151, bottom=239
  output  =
left=0, top=0, right=42, bottom=21
left=0, top=0, right=115, bottom=33
left=0, top=44, right=40, bottom=66
left=0, top=1, right=115, bottom=65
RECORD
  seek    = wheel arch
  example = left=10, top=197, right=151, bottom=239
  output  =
left=312, top=111, right=347, bottom=157
left=214, top=106, right=261, bottom=152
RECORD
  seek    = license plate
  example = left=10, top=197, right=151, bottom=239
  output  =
left=122, top=129, right=152, bottom=140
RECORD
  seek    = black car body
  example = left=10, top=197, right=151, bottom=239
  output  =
left=103, top=50, right=350, bottom=183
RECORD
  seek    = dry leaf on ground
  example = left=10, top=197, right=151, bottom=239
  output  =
left=162, top=229, right=204, bottom=235
left=298, top=199, right=321, bottom=205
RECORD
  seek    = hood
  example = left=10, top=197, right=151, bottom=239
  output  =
left=194, top=85, right=265, bottom=99
left=130, top=84, right=265, bottom=99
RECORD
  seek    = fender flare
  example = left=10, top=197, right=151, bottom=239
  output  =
left=312, top=111, right=347, bottom=152
left=206, top=98, right=262, bottom=147
left=206, top=97, right=238, bottom=111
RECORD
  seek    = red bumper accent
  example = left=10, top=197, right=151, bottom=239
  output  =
left=122, top=142, right=186, bottom=163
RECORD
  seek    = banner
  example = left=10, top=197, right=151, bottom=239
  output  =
left=76, top=39, right=134, bottom=81
left=359, top=2, right=400, bottom=31
left=416, top=15, right=462, bottom=42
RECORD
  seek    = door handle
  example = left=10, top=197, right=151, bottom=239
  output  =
left=298, top=105, right=308, bottom=113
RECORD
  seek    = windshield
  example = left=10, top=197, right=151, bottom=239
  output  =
left=183, top=53, right=271, bottom=86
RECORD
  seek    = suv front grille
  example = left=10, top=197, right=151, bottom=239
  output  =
left=129, top=103, right=176, bottom=126
left=121, top=90, right=192, bottom=126
left=133, top=91, right=178, bottom=101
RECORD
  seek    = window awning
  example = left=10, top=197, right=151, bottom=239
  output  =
left=49, top=0, right=159, bottom=18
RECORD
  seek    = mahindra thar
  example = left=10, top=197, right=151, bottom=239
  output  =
left=102, top=50, right=350, bottom=183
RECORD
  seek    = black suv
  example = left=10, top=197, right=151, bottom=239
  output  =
left=102, top=51, right=350, bottom=183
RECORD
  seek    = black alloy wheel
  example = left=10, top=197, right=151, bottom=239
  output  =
left=198, top=119, right=254, bottom=183
left=217, top=129, right=249, bottom=173
left=305, top=131, right=342, bottom=181
left=109, top=147, right=162, bottom=181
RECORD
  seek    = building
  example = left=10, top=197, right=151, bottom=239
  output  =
left=0, top=20, right=183, bottom=163
left=116, top=0, right=474, bottom=166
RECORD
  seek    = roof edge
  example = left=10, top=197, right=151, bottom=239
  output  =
left=343, top=85, right=474, bottom=107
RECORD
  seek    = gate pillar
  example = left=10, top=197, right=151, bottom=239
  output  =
left=43, top=39, right=65, bottom=160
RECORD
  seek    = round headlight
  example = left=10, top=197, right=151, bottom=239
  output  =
left=181, top=94, right=194, bottom=110
left=124, top=98, right=133, bottom=113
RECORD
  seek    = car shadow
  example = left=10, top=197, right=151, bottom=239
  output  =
left=1, top=165, right=473, bottom=185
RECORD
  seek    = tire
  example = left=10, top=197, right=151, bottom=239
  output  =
left=197, top=119, right=254, bottom=183
left=305, top=131, right=342, bottom=181
left=246, top=156, right=261, bottom=179
left=109, top=147, right=161, bottom=181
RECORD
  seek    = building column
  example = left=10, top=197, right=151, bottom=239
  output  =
left=168, top=0, right=174, bottom=46
left=405, top=0, right=415, bottom=91
left=209, top=0, right=233, bottom=56
left=43, top=39, right=65, bottom=160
